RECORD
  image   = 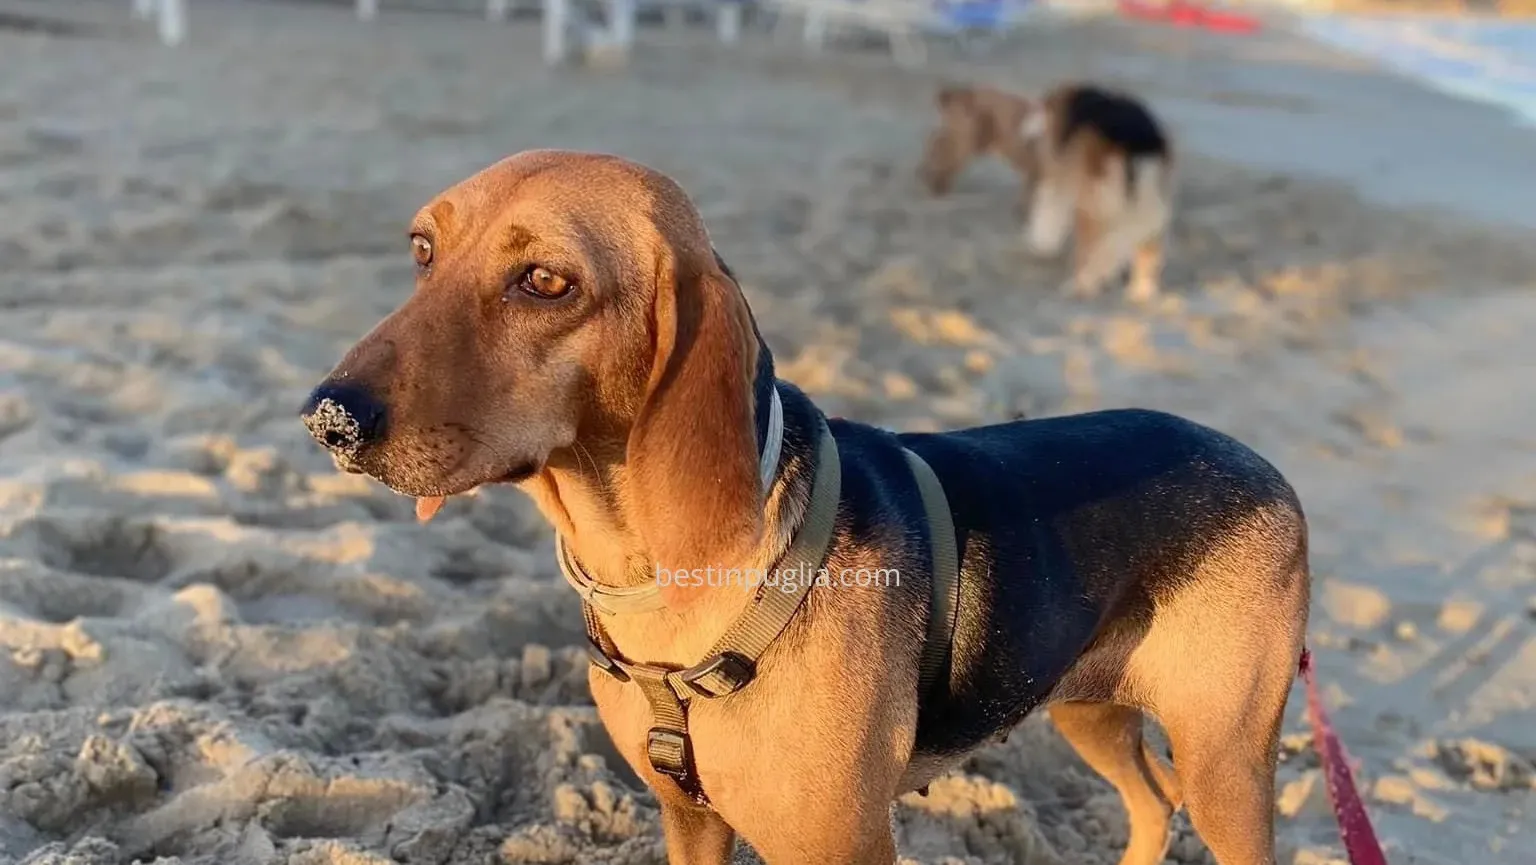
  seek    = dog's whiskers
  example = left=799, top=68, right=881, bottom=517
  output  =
left=573, top=441, right=599, bottom=481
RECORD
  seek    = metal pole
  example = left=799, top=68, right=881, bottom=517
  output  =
left=158, top=0, right=186, bottom=44
left=544, top=0, right=570, bottom=64
left=718, top=1, right=742, bottom=43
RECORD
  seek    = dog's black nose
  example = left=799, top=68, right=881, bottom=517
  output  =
left=301, top=382, right=386, bottom=454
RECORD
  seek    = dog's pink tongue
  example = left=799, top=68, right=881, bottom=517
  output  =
left=415, top=496, right=447, bottom=523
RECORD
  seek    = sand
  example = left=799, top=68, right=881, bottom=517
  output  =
left=1, top=1, right=1533, bottom=863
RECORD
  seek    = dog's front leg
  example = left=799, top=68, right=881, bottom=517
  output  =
left=737, top=799, right=898, bottom=865
left=658, top=798, right=737, bottom=865
left=1024, top=174, right=1074, bottom=260
left=589, top=672, right=736, bottom=863
left=713, top=710, right=910, bottom=864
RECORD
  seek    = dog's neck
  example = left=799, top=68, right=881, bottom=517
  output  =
left=527, top=336, right=816, bottom=592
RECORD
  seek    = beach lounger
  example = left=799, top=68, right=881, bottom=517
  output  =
left=356, top=0, right=530, bottom=20
left=766, top=0, right=930, bottom=66
left=544, top=0, right=751, bottom=65
left=764, top=0, right=1038, bottom=67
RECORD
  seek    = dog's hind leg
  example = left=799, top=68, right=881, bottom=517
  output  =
left=1126, top=232, right=1164, bottom=304
left=1065, top=217, right=1147, bottom=299
left=1049, top=702, right=1181, bottom=865
left=1070, top=156, right=1170, bottom=302
left=1127, top=156, right=1174, bottom=303
left=1158, top=671, right=1289, bottom=865
left=1136, top=564, right=1306, bottom=865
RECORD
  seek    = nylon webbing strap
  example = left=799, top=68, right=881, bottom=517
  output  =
left=904, top=448, right=958, bottom=701
left=684, top=423, right=842, bottom=681
left=559, top=535, right=668, bottom=615
left=582, top=587, right=709, bottom=800
left=580, top=419, right=843, bottom=805
left=630, top=665, right=694, bottom=793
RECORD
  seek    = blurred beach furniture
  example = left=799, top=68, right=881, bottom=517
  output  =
left=554, top=0, right=1047, bottom=66
left=122, top=0, right=1045, bottom=66
left=764, top=0, right=1045, bottom=65
left=545, top=0, right=752, bottom=64
left=118, top=0, right=1536, bottom=108
left=131, top=0, right=185, bottom=44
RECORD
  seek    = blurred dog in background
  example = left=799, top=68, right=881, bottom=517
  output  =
left=920, top=82, right=1175, bottom=302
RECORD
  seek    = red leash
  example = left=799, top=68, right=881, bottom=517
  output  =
left=1299, top=647, right=1389, bottom=865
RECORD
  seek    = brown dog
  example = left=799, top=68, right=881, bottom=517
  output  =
left=918, top=83, right=1039, bottom=201
left=302, top=149, right=1308, bottom=865
left=921, top=82, right=1176, bottom=303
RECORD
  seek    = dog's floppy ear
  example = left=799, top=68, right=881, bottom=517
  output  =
left=627, top=248, right=763, bottom=608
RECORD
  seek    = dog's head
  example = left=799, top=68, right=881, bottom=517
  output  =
left=918, top=83, right=1037, bottom=195
left=301, top=149, right=766, bottom=570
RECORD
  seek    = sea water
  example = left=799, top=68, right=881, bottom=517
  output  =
left=1297, top=14, right=1536, bottom=129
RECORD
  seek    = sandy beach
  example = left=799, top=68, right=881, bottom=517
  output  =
left=1, top=1, right=1533, bottom=863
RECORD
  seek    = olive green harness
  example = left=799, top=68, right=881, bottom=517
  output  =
left=558, top=390, right=959, bottom=805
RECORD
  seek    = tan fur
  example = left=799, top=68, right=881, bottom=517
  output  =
left=626, top=241, right=764, bottom=609
left=316, top=150, right=1298, bottom=865
left=1043, top=506, right=1307, bottom=865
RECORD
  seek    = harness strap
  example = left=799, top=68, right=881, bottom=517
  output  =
left=581, top=419, right=842, bottom=805
left=903, top=448, right=959, bottom=701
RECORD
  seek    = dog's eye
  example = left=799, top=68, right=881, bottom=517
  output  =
left=517, top=265, right=573, bottom=300
left=410, top=234, right=433, bottom=268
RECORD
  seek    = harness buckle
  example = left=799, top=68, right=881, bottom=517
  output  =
left=585, top=639, right=630, bottom=682
left=645, top=727, right=692, bottom=779
left=679, top=651, right=756, bottom=698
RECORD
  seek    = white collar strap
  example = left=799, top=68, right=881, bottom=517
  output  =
left=758, top=384, right=784, bottom=493
left=556, top=533, right=668, bottom=615
left=558, top=384, right=785, bottom=615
